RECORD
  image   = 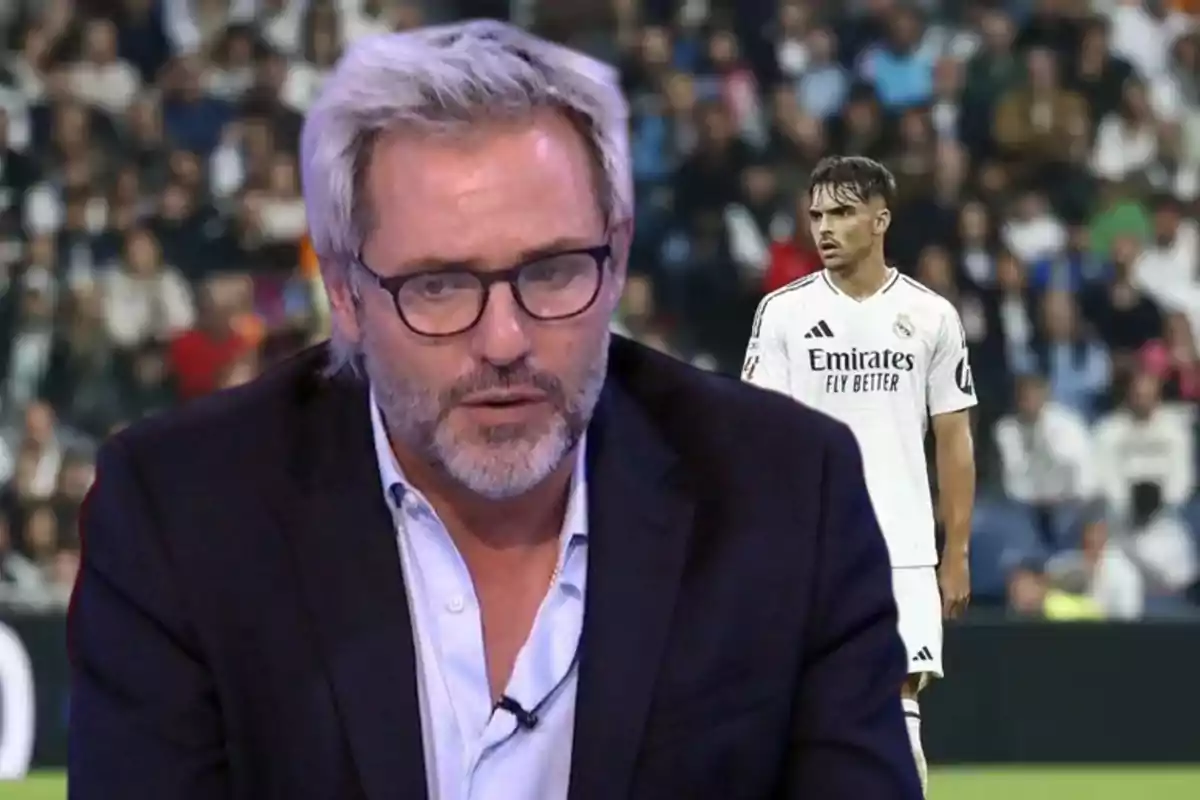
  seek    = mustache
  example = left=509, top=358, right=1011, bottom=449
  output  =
left=441, top=365, right=566, bottom=409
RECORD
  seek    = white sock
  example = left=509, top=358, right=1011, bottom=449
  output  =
left=902, top=697, right=927, bottom=796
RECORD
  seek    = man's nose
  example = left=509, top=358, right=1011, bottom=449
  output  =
left=472, top=283, right=533, bottom=366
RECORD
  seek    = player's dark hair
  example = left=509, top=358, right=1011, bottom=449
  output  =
left=808, top=156, right=896, bottom=209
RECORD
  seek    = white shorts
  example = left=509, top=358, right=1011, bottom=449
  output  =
left=892, top=566, right=944, bottom=681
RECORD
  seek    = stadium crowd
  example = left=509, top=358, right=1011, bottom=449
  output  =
left=0, top=0, right=1198, bottom=622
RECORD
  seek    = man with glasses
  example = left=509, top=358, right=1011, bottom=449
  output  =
left=68, top=21, right=920, bottom=800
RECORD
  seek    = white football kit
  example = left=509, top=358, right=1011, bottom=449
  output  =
left=742, top=269, right=977, bottom=677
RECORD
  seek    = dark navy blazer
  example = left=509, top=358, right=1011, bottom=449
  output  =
left=67, top=335, right=920, bottom=799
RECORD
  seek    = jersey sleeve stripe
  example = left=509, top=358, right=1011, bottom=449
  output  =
left=750, top=273, right=821, bottom=336
left=898, top=274, right=939, bottom=297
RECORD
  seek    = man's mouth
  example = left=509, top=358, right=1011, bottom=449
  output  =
left=460, top=390, right=547, bottom=409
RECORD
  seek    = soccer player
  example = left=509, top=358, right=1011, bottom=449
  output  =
left=741, top=156, right=976, bottom=795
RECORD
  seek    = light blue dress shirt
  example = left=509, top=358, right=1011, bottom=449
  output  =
left=369, top=391, right=589, bottom=800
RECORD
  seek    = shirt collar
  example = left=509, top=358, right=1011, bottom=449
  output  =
left=368, top=385, right=589, bottom=543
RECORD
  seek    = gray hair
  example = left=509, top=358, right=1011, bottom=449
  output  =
left=299, top=20, right=633, bottom=374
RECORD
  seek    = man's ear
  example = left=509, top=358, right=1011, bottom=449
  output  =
left=608, top=217, right=635, bottom=299
left=322, top=261, right=363, bottom=344
left=874, top=207, right=892, bottom=236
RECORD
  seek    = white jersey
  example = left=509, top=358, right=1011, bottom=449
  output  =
left=742, top=269, right=977, bottom=568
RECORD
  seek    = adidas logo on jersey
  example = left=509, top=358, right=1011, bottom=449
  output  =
left=912, top=646, right=935, bottom=663
left=803, top=320, right=834, bottom=339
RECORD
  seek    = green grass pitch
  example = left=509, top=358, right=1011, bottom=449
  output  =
left=8, top=767, right=1200, bottom=798
left=931, top=767, right=1200, bottom=798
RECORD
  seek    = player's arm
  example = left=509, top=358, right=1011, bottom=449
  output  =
left=741, top=294, right=790, bottom=394
left=927, top=309, right=978, bottom=620
left=931, top=411, right=974, bottom=618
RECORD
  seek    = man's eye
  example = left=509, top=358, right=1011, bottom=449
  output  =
left=411, top=274, right=473, bottom=298
left=412, top=278, right=447, bottom=296
left=525, top=257, right=588, bottom=287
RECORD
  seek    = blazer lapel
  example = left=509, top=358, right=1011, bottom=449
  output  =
left=273, top=371, right=428, bottom=800
left=568, top=382, right=695, bottom=800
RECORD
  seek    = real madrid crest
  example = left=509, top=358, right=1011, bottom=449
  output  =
left=893, top=313, right=915, bottom=339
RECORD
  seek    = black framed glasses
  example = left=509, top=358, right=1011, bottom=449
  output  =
left=355, top=243, right=611, bottom=337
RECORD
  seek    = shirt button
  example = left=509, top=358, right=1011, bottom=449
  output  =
left=445, top=595, right=465, bottom=614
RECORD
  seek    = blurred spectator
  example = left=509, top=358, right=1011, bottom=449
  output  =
left=151, top=181, right=224, bottom=280
left=963, top=7, right=1019, bottom=123
left=775, top=2, right=813, bottom=80
left=0, top=402, right=63, bottom=498
left=763, top=192, right=821, bottom=293
left=1139, top=311, right=1200, bottom=400
left=794, top=26, right=849, bottom=121
left=725, top=160, right=789, bottom=285
left=115, top=0, right=174, bottom=85
left=204, top=24, right=258, bottom=101
left=283, top=14, right=340, bottom=111
left=0, top=110, right=39, bottom=237
left=67, top=19, right=141, bottom=116
left=101, top=227, right=195, bottom=348
left=49, top=448, right=93, bottom=551
left=1080, top=234, right=1163, bottom=385
left=122, top=338, right=176, bottom=420
left=1046, top=512, right=1146, bottom=620
left=1006, top=556, right=1106, bottom=621
left=1131, top=194, right=1199, bottom=331
left=2, top=264, right=57, bottom=411
left=1002, top=189, right=1067, bottom=265
left=994, top=373, right=1097, bottom=547
left=858, top=5, right=935, bottom=111
left=255, top=153, right=306, bottom=244
left=697, top=26, right=765, bottom=147
left=1108, top=0, right=1194, bottom=82
left=1069, top=16, right=1134, bottom=125
left=40, top=283, right=125, bottom=436
left=1092, top=78, right=1160, bottom=182
left=0, top=511, right=41, bottom=601
left=995, top=48, right=1089, bottom=173
left=22, top=502, right=60, bottom=569
left=1032, top=289, right=1111, bottom=417
left=161, top=56, right=232, bottom=155
left=169, top=274, right=253, bottom=401
left=1145, top=120, right=1199, bottom=200
left=1026, top=224, right=1108, bottom=293
left=343, top=0, right=409, bottom=45
left=1094, top=371, right=1199, bottom=594
left=1014, top=0, right=1082, bottom=55
left=672, top=100, right=750, bottom=221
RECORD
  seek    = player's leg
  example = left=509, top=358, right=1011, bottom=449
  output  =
left=892, top=566, right=944, bottom=797
left=901, top=675, right=928, bottom=795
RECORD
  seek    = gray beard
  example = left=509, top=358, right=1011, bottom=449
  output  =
left=362, top=328, right=610, bottom=500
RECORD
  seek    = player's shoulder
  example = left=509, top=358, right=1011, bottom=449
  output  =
left=751, top=272, right=829, bottom=337
left=889, top=272, right=956, bottom=312
left=888, top=273, right=961, bottom=330
left=754, top=272, right=826, bottom=315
